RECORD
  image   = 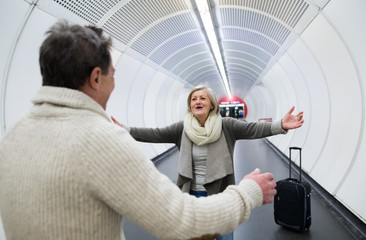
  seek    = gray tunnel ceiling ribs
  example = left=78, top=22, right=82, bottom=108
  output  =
left=38, top=0, right=330, bottom=100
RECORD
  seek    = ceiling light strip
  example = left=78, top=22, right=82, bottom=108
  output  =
left=195, top=0, right=232, bottom=98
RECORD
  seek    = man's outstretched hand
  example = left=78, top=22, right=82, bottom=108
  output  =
left=244, top=168, right=277, bottom=204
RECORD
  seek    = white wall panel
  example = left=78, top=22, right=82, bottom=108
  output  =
left=127, top=66, right=155, bottom=126
left=107, top=54, right=141, bottom=125
left=162, top=77, right=176, bottom=126
left=322, top=0, right=366, bottom=222
left=262, top=66, right=292, bottom=151
left=276, top=53, right=310, bottom=154
left=109, top=55, right=189, bottom=158
left=2, top=7, right=56, bottom=135
left=108, top=55, right=188, bottom=158
left=286, top=39, right=330, bottom=173
left=108, top=53, right=171, bottom=159
left=302, top=15, right=362, bottom=194
left=144, top=72, right=170, bottom=154
left=127, top=64, right=158, bottom=158
left=143, top=72, right=166, bottom=127
left=0, top=0, right=30, bottom=138
left=164, top=80, right=188, bottom=150
left=245, top=85, right=273, bottom=122
left=176, top=86, right=190, bottom=121
left=261, top=72, right=281, bottom=119
left=242, top=94, right=255, bottom=122
left=165, top=80, right=184, bottom=125
left=155, top=78, right=174, bottom=127
left=243, top=89, right=256, bottom=121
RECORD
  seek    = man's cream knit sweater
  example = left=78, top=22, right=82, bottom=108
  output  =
left=0, top=86, right=263, bottom=240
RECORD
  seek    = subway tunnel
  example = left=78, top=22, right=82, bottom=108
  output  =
left=1, top=0, right=366, bottom=239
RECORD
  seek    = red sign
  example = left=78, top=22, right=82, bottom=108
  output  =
left=218, top=96, right=244, bottom=104
left=218, top=96, right=248, bottom=118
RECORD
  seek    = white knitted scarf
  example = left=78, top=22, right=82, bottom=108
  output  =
left=184, top=112, right=222, bottom=146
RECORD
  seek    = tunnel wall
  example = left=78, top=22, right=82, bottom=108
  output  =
left=1, top=2, right=365, bottom=239
left=246, top=0, right=366, bottom=223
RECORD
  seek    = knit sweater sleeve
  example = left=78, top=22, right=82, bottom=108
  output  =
left=80, top=122, right=263, bottom=239
left=129, top=121, right=184, bottom=145
left=223, top=117, right=287, bottom=140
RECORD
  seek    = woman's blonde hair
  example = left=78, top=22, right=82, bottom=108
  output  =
left=187, top=85, right=219, bottom=114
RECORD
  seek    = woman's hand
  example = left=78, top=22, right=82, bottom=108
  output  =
left=111, top=116, right=122, bottom=127
left=281, top=106, right=304, bottom=130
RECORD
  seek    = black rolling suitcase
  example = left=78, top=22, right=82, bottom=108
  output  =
left=274, top=147, right=311, bottom=231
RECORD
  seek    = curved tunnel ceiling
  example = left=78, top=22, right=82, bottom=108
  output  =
left=37, top=0, right=330, bottom=100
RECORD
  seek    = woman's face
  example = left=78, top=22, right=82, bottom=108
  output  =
left=190, top=89, right=213, bottom=123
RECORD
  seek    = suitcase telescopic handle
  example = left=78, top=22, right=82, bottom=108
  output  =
left=289, top=147, right=302, bottom=181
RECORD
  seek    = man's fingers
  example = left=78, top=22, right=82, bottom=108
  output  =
left=243, top=170, right=278, bottom=204
left=244, top=168, right=261, bottom=180
left=252, top=168, right=261, bottom=176
left=262, top=172, right=274, bottom=181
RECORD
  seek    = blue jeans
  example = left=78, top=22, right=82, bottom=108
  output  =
left=190, top=190, right=234, bottom=240
left=217, top=232, right=233, bottom=240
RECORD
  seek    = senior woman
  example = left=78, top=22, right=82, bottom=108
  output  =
left=112, top=85, right=304, bottom=240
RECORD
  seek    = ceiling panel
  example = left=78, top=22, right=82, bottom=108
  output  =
left=162, top=44, right=209, bottom=70
left=37, top=0, right=330, bottom=100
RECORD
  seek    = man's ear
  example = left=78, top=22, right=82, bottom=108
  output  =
left=88, top=67, right=102, bottom=90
